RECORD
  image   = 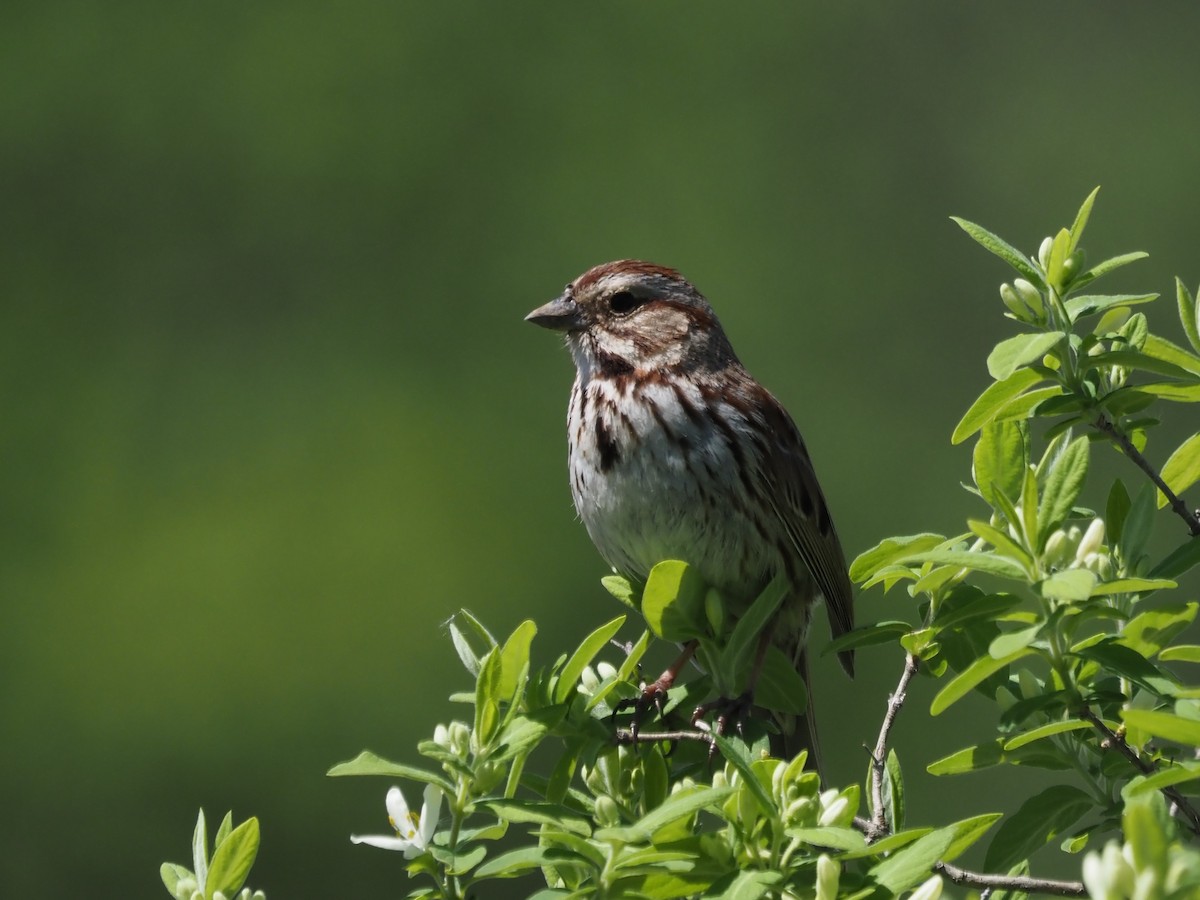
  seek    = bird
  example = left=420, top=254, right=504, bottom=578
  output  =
left=526, top=259, right=853, bottom=764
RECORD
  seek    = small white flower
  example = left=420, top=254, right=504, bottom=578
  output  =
left=908, top=874, right=943, bottom=900
left=351, top=784, right=443, bottom=858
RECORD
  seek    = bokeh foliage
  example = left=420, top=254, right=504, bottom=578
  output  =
left=4, top=4, right=1200, bottom=898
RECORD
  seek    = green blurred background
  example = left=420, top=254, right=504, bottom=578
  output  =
left=4, top=3, right=1199, bottom=897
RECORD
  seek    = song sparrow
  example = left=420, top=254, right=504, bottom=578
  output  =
left=526, top=260, right=853, bottom=760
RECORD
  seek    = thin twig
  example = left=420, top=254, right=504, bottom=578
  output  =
left=1093, top=414, right=1200, bottom=536
left=858, top=654, right=1081, bottom=897
left=935, top=862, right=1086, bottom=897
left=613, top=727, right=713, bottom=747
left=1080, top=707, right=1200, bottom=836
left=866, top=653, right=919, bottom=841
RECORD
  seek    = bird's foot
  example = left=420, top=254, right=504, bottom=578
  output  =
left=612, top=673, right=675, bottom=739
left=691, top=692, right=755, bottom=753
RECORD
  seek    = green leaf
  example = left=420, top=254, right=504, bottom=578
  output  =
left=160, top=863, right=193, bottom=895
left=497, top=620, right=537, bottom=700
left=1037, top=435, right=1089, bottom=543
left=883, top=749, right=905, bottom=832
left=1070, top=251, right=1149, bottom=292
left=555, top=615, right=625, bottom=704
left=842, top=827, right=932, bottom=859
left=998, top=386, right=1065, bottom=422
left=1003, top=720, right=1091, bottom=750
left=1121, top=709, right=1200, bottom=745
left=1117, top=603, right=1196, bottom=657
left=931, top=648, right=1033, bottom=715
left=869, top=825, right=955, bottom=894
left=989, top=623, right=1042, bottom=660
left=1090, top=578, right=1176, bottom=597
left=850, top=534, right=945, bottom=582
left=642, top=560, right=707, bottom=641
left=822, top=621, right=911, bottom=656
left=1064, top=293, right=1158, bottom=321
left=720, top=574, right=787, bottom=682
left=1161, top=645, right=1200, bottom=663
left=447, top=609, right=497, bottom=677
left=785, top=826, right=867, bottom=852
left=327, top=751, right=455, bottom=792
left=192, top=809, right=208, bottom=893
left=1178, top=277, right=1200, bottom=354
left=1085, top=349, right=1200, bottom=382
left=475, top=647, right=503, bottom=746
left=1039, top=569, right=1097, bottom=603
left=214, top=812, right=232, bottom=853
left=205, top=817, right=259, bottom=900
left=594, top=785, right=733, bottom=844
left=613, top=629, right=651, bottom=689
left=1144, top=333, right=1200, bottom=376
left=974, top=419, right=1028, bottom=507
left=474, top=846, right=585, bottom=879
left=1046, top=228, right=1071, bottom=290
left=900, top=548, right=1028, bottom=582
left=493, top=710, right=556, bottom=763
left=987, top=332, right=1065, bottom=381
left=1158, top=433, right=1200, bottom=509
left=1124, top=763, right=1200, bottom=795
left=1074, top=642, right=1177, bottom=695
left=701, top=870, right=781, bottom=900
left=967, top=520, right=1034, bottom=575
left=1120, top=483, right=1157, bottom=569
left=1136, top=381, right=1200, bottom=402
left=953, top=369, right=1045, bottom=444
left=1149, top=537, right=1200, bottom=581
left=755, top=645, right=808, bottom=714
left=942, top=813, right=1004, bottom=863
left=478, top=800, right=591, bottom=837
left=951, top=217, right=1044, bottom=286
left=934, top=591, right=1022, bottom=630
left=983, top=785, right=1092, bottom=872
left=1067, top=187, right=1100, bottom=255
left=712, top=733, right=776, bottom=815
left=601, top=574, right=637, bottom=608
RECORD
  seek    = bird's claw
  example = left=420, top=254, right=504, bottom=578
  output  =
left=612, top=676, right=673, bottom=739
left=691, top=692, right=754, bottom=756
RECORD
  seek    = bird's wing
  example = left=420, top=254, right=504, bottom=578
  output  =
left=755, top=389, right=855, bottom=674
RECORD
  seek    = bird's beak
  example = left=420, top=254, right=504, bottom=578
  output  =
left=525, top=293, right=584, bottom=332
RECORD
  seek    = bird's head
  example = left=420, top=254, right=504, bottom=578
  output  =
left=525, top=260, right=738, bottom=378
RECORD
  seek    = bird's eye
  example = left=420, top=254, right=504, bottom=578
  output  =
left=608, top=291, right=641, bottom=315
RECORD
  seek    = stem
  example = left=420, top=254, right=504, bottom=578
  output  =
left=1093, top=414, right=1200, bottom=536
left=1080, top=707, right=1200, bottom=836
left=935, top=862, right=1086, bottom=897
left=614, top=727, right=713, bottom=748
left=866, top=653, right=919, bottom=841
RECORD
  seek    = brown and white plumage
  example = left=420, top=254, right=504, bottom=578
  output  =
left=527, top=260, right=854, bottom=756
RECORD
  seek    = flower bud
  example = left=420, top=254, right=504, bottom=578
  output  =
left=1044, top=529, right=1071, bottom=566
left=578, top=665, right=599, bottom=694
left=1038, top=236, right=1054, bottom=269
left=1075, top=518, right=1106, bottom=565
left=1013, top=278, right=1045, bottom=316
left=999, top=283, right=1032, bottom=320
left=909, top=874, right=943, bottom=900
left=433, top=723, right=450, bottom=748
left=815, top=854, right=840, bottom=900
left=596, top=661, right=617, bottom=681
left=449, top=722, right=471, bottom=757
left=1062, top=249, right=1085, bottom=284
left=594, top=794, right=621, bottom=828
left=818, top=793, right=849, bottom=827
